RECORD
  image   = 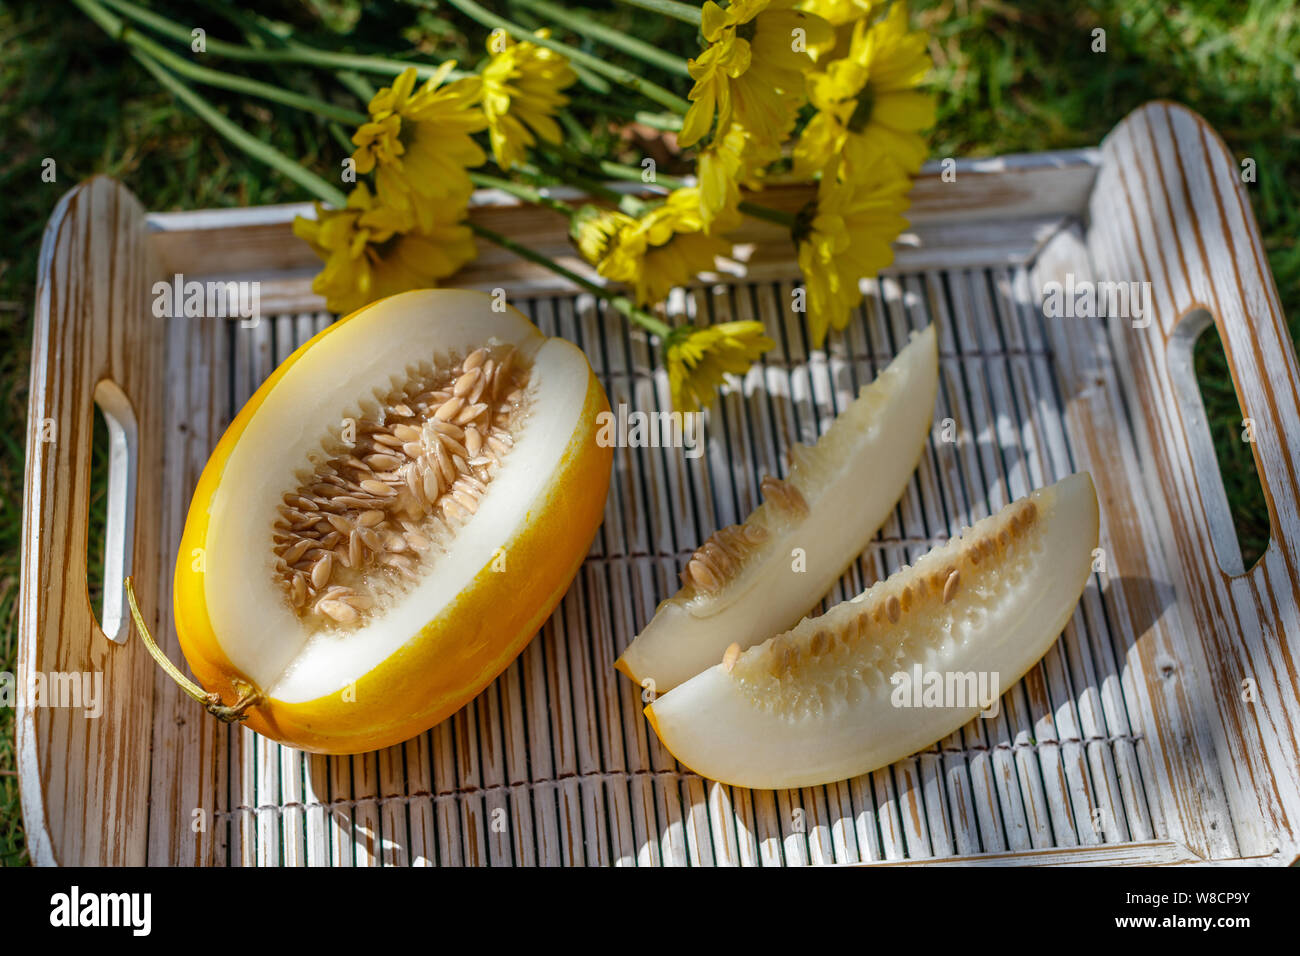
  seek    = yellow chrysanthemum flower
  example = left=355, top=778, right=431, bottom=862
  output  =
left=481, top=30, right=577, bottom=170
left=293, top=183, right=477, bottom=315
left=350, top=64, right=487, bottom=231
left=665, top=320, right=775, bottom=412
left=697, top=124, right=779, bottom=233
left=799, top=0, right=878, bottom=60
left=794, top=2, right=935, bottom=179
left=572, top=206, right=637, bottom=263
left=578, top=188, right=740, bottom=307
left=794, top=158, right=911, bottom=345
left=679, top=0, right=833, bottom=149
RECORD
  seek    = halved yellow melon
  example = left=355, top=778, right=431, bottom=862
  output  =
left=645, top=472, right=1098, bottom=789
left=173, top=289, right=611, bottom=754
left=617, top=324, right=939, bottom=693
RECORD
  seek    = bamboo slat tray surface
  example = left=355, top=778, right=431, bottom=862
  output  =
left=19, top=102, right=1300, bottom=866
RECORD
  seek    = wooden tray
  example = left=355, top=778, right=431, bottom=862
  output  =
left=19, top=101, right=1300, bottom=866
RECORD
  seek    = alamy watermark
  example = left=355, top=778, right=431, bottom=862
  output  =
left=0, top=670, right=104, bottom=718
left=595, top=404, right=703, bottom=459
left=152, top=273, right=261, bottom=328
left=50, top=886, right=151, bottom=935
left=1040, top=272, right=1152, bottom=328
left=890, top=665, right=1001, bottom=718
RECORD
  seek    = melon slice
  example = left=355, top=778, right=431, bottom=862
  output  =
left=172, top=289, right=611, bottom=754
left=645, top=472, right=1099, bottom=789
left=617, top=323, right=938, bottom=693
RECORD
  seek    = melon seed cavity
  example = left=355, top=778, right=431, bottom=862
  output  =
left=271, top=345, right=530, bottom=627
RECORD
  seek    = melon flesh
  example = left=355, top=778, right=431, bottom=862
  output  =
left=196, top=291, right=592, bottom=703
left=618, top=323, right=939, bottom=693
left=645, top=472, right=1099, bottom=790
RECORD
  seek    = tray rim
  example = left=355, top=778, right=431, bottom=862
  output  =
left=19, top=107, right=1300, bottom=865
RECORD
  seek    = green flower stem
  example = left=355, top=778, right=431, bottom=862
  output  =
left=198, top=3, right=381, bottom=123
left=567, top=62, right=614, bottom=95
left=592, top=157, right=800, bottom=229
left=336, top=71, right=378, bottom=103
left=511, top=0, right=691, bottom=77
left=521, top=159, right=654, bottom=217
left=468, top=172, right=577, bottom=220
left=611, top=0, right=703, bottom=27
left=469, top=223, right=673, bottom=340
left=567, top=98, right=683, bottom=132
left=181, top=3, right=380, bottom=115
left=590, top=156, right=689, bottom=190
left=100, top=0, right=466, bottom=82
left=103, top=7, right=670, bottom=346
left=574, top=178, right=655, bottom=218
left=738, top=201, right=797, bottom=228
left=558, top=110, right=596, bottom=153
left=434, top=0, right=692, bottom=115
left=75, top=0, right=369, bottom=126
left=328, top=122, right=355, bottom=154
left=131, top=48, right=347, bottom=207
left=245, top=7, right=473, bottom=83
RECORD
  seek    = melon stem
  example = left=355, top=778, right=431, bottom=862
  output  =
left=124, top=577, right=263, bottom=724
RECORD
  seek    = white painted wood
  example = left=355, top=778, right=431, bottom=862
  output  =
left=20, top=178, right=164, bottom=866
left=22, top=125, right=1298, bottom=866
left=1086, top=102, right=1300, bottom=862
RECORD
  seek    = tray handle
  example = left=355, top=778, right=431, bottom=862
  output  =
left=1088, top=101, right=1300, bottom=859
left=91, top=379, right=141, bottom=644
left=18, top=177, right=165, bottom=865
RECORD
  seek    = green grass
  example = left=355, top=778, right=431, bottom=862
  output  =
left=1, top=0, right=1295, bottom=865
left=918, top=0, right=1299, bottom=562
